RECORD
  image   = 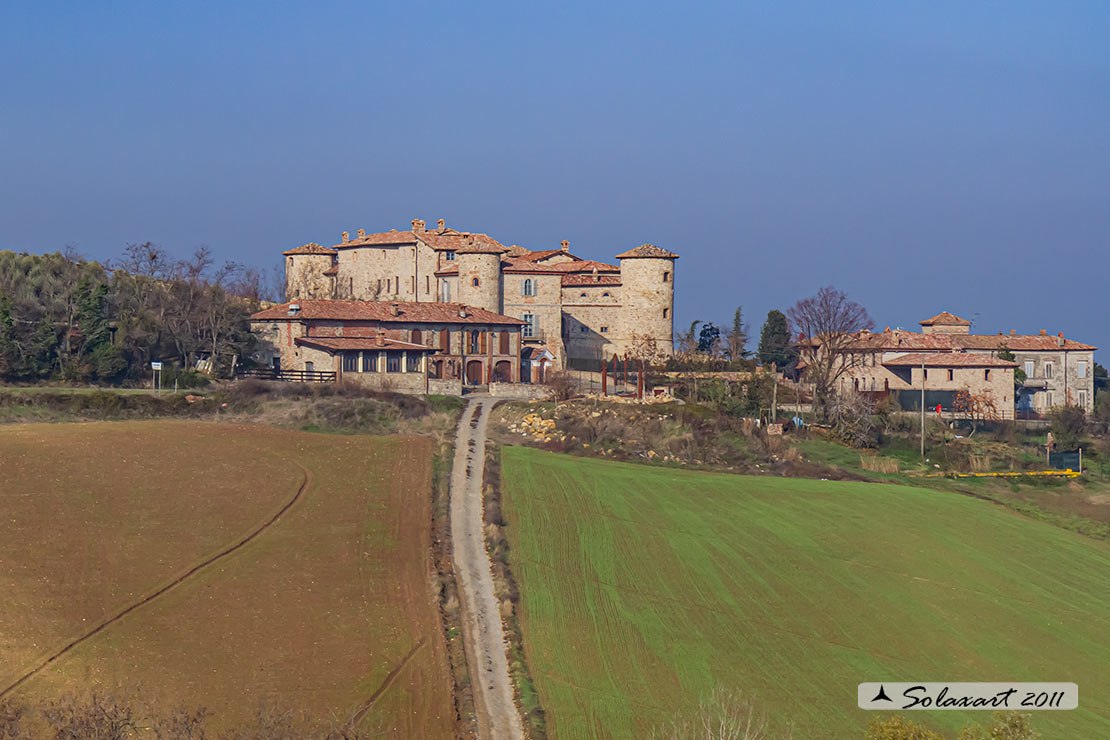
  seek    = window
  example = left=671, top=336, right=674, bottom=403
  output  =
left=441, top=280, right=451, bottom=302
left=580, top=292, right=587, bottom=298
left=522, top=278, right=535, bottom=297
left=426, top=276, right=430, bottom=294
left=499, top=331, right=510, bottom=354
left=662, top=308, right=669, bottom=319
left=947, top=369, right=954, bottom=381
left=580, top=326, right=587, bottom=333
left=1078, top=360, right=1088, bottom=379
left=1045, top=391, right=1053, bottom=407
left=362, top=353, right=378, bottom=372
left=602, top=292, right=610, bottom=297
left=1080, top=391, right=1088, bottom=407
left=411, top=329, right=423, bottom=345
left=472, top=277, right=480, bottom=287
left=410, top=276, right=415, bottom=292
left=444, top=250, right=456, bottom=261
left=385, top=278, right=391, bottom=293
left=342, top=353, right=358, bottom=372
left=1024, top=361, right=1034, bottom=377
left=985, top=369, right=991, bottom=381
left=1044, top=362, right=1054, bottom=379
left=288, top=257, right=293, bottom=267
left=349, top=277, right=353, bottom=294
left=468, top=331, right=481, bottom=354
left=522, top=313, right=535, bottom=338
left=305, top=361, right=314, bottom=372
left=663, top=271, right=670, bottom=283
left=386, top=353, right=401, bottom=373
left=406, top=353, right=422, bottom=372
left=600, top=326, right=609, bottom=333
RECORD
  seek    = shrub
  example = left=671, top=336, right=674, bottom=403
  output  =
left=1048, top=405, right=1087, bottom=451
left=865, top=715, right=945, bottom=740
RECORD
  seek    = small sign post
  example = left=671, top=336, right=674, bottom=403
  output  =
left=151, top=361, right=163, bottom=395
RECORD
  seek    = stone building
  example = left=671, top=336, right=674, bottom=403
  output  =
left=250, top=299, right=525, bottom=394
left=282, top=219, right=677, bottom=368
left=804, top=312, right=1096, bottom=417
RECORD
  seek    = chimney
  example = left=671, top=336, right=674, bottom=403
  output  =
left=341, top=231, right=349, bottom=243
left=861, top=329, right=870, bottom=335
left=389, top=301, right=400, bottom=317
left=357, top=228, right=366, bottom=238
left=377, top=330, right=385, bottom=347
left=1039, top=329, right=1047, bottom=335
left=883, top=326, right=890, bottom=333
left=592, top=266, right=599, bottom=282
left=411, top=218, right=426, bottom=232
left=437, top=218, right=446, bottom=232
left=458, top=306, right=469, bottom=319
left=1010, top=329, right=1016, bottom=335
left=560, top=240, right=570, bottom=252
left=1058, top=333, right=1065, bottom=347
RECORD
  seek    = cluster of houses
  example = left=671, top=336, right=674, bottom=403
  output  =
left=249, top=219, right=1097, bottom=418
left=804, top=312, right=1097, bottom=418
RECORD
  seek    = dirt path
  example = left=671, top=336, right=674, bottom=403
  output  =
left=450, top=398, right=525, bottom=740
left=0, top=463, right=311, bottom=700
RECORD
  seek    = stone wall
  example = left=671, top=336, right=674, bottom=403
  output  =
left=286, top=254, right=334, bottom=301
left=456, top=252, right=503, bottom=313
left=1009, top=349, right=1096, bottom=412
left=616, top=257, right=674, bottom=357
left=504, top=273, right=566, bottom=365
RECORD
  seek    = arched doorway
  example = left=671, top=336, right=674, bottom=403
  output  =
left=466, top=359, right=484, bottom=385
left=492, top=360, right=512, bottom=383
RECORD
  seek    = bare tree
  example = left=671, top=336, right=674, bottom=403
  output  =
left=788, top=286, right=873, bottom=418
left=42, top=692, right=137, bottom=740
left=650, top=688, right=792, bottom=740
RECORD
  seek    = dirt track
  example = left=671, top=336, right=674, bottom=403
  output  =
left=450, top=399, right=524, bottom=740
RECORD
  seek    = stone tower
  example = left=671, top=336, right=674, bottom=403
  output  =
left=616, top=243, right=678, bottom=357
left=455, top=241, right=506, bottom=313
left=283, top=243, right=338, bottom=301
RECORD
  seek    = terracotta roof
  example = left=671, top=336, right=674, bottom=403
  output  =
left=920, top=311, right=972, bottom=326
left=321, top=264, right=339, bottom=276
left=516, top=248, right=585, bottom=263
left=548, top=259, right=620, bottom=273
left=456, top=241, right=508, bottom=255
left=882, top=353, right=1018, bottom=368
left=252, top=300, right=526, bottom=325
left=562, top=274, right=621, bottom=286
left=336, top=229, right=419, bottom=247
left=295, top=336, right=435, bottom=353
left=843, top=330, right=1096, bottom=352
left=282, top=243, right=338, bottom=256
left=504, top=244, right=530, bottom=257
left=615, top=243, right=678, bottom=259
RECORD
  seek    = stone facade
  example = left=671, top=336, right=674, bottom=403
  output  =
left=279, top=220, right=677, bottom=368
left=807, top=313, right=1097, bottom=417
left=250, top=300, right=526, bottom=394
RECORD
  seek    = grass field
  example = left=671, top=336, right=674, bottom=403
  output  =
left=501, top=446, right=1110, bottom=739
left=0, top=421, right=453, bottom=737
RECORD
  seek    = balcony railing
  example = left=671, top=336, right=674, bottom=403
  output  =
left=522, top=327, right=545, bottom=342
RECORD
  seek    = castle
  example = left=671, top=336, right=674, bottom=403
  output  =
left=282, top=218, right=677, bottom=369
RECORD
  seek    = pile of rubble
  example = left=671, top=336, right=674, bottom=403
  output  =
left=506, top=412, right=566, bottom=444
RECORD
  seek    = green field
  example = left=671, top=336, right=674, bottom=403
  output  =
left=501, top=446, right=1110, bottom=739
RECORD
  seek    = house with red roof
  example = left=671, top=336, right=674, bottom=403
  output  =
left=800, top=312, right=1096, bottom=417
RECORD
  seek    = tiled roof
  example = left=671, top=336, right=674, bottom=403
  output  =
left=252, top=300, right=526, bottom=325
left=282, top=243, right=338, bottom=256
left=321, top=264, right=339, bottom=276
left=615, top=243, right=678, bottom=259
left=920, top=311, right=972, bottom=326
left=333, top=226, right=508, bottom=253
left=456, top=241, right=508, bottom=255
left=882, top=353, right=1018, bottom=368
left=516, top=248, right=585, bottom=262
left=562, top=274, right=621, bottom=286
left=295, top=336, right=435, bottom=353
left=843, top=330, right=1096, bottom=352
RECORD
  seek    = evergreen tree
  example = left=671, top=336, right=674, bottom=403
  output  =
left=757, top=310, right=792, bottom=368
left=726, top=306, right=749, bottom=360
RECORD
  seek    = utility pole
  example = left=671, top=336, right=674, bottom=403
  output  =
left=920, top=357, right=926, bottom=458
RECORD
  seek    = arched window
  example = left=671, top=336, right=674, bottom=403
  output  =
left=472, top=277, right=480, bottom=287
left=411, top=329, right=423, bottom=345
left=602, top=292, right=610, bottom=297
left=663, top=308, right=669, bottom=318
left=580, top=292, right=587, bottom=298
left=663, top=271, right=670, bottom=283
left=288, top=257, right=293, bottom=267
left=522, top=278, right=535, bottom=296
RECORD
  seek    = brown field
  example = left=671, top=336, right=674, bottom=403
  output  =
left=0, top=420, right=454, bottom=737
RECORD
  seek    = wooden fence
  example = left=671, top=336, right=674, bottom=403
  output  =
left=237, top=368, right=337, bottom=383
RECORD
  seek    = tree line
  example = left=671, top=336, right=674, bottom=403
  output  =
left=0, top=245, right=275, bottom=385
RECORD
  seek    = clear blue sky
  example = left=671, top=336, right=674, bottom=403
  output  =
left=2, top=1, right=1108, bottom=352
